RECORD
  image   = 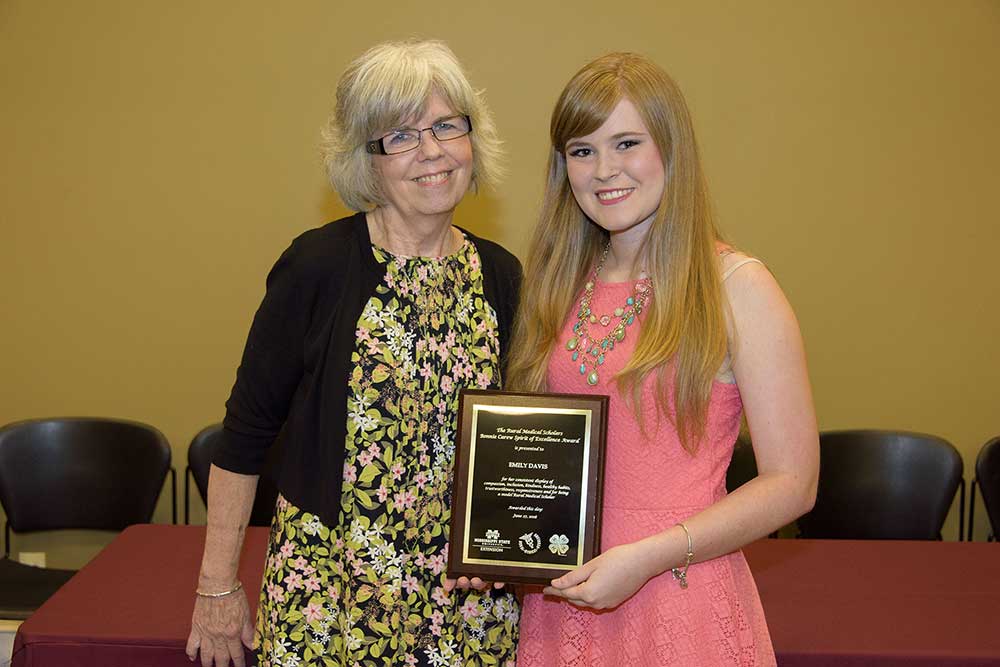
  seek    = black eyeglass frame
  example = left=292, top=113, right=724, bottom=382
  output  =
left=365, top=115, right=473, bottom=155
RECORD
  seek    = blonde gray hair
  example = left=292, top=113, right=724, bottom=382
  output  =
left=321, top=40, right=504, bottom=211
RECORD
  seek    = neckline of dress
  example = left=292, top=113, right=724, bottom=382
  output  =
left=593, top=275, right=647, bottom=288
left=372, top=233, right=469, bottom=263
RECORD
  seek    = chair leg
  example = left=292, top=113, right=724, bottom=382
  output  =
left=968, top=480, right=977, bottom=542
left=184, top=467, right=191, bottom=525
left=170, top=468, right=178, bottom=525
left=958, top=479, right=965, bottom=542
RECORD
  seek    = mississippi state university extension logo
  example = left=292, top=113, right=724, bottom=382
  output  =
left=473, top=528, right=510, bottom=554
left=518, top=532, right=541, bottom=554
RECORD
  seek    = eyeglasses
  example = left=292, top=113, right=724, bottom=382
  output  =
left=365, top=115, right=473, bottom=155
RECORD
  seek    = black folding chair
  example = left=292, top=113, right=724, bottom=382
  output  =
left=798, top=429, right=964, bottom=540
left=0, top=417, right=174, bottom=619
left=968, top=436, right=1000, bottom=541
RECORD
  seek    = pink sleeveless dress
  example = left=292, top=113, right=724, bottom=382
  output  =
left=516, top=277, right=776, bottom=667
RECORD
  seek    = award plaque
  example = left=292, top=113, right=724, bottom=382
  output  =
left=447, top=389, right=609, bottom=585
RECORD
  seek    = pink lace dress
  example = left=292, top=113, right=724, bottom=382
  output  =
left=516, top=277, right=776, bottom=667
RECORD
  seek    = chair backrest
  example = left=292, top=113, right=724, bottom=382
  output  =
left=798, top=429, right=963, bottom=540
left=975, top=436, right=1000, bottom=539
left=0, top=418, right=171, bottom=538
left=187, top=423, right=278, bottom=527
left=726, top=435, right=758, bottom=493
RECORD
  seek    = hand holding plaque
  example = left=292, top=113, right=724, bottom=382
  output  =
left=447, top=390, right=608, bottom=585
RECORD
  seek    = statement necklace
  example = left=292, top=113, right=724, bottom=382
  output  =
left=565, top=245, right=651, bottom=386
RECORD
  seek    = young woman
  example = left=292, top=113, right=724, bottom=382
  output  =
left=507, top=53, right=818, bottom=666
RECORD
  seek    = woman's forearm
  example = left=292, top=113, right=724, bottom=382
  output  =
left=197, top=464, right=259, bottom=591
left=639, top=468, right=816, bottom=580
left=627, top=257, right=821, bottom=579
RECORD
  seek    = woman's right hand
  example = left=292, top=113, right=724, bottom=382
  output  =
left=443, top=576, right=505, bottom=592
left=185, top=587, right=254, bottom=667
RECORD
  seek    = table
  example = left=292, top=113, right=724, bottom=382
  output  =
left=746, top=538, right=1000, bottom=666
left=11, top=525, right=1000, bottom=666
left=11, top=525, right=268, bottom=667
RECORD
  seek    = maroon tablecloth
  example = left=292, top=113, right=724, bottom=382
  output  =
left=745, top=538, right=1000, bottom=666
left=11, top=525, right=1000, bottom=666
left=11, top=525, right=269, bottom=667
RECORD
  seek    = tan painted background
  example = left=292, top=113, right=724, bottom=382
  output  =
left=1, top=1, right=997, bottom=567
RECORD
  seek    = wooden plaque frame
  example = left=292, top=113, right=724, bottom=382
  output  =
left=447, top=389, right=608, bottom=585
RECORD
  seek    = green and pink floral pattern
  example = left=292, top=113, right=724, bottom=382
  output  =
left=256, top=237, right=519, bottom=667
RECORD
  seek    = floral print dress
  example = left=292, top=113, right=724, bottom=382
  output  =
left=256, top=235, right=520, bottom=667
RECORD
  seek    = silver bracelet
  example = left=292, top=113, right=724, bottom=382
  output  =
left=670, top=522, right=694, bottom=590
left=196, top=581, right=243, bottom=598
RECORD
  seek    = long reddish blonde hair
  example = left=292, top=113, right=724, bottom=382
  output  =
left=506, top=53, right=729, bottom=452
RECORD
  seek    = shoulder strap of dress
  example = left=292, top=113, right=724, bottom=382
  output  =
left=722, top=257, right=764, bottom=281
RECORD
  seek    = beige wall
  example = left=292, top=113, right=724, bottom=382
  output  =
left=1, top=1, right=997, bottom=567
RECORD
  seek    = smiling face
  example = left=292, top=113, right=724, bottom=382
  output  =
left=564, top=98, right=666, bottom=243
left=371, top=91, right=473, bottom=226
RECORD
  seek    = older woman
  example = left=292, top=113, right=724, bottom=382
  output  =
left=186, top=40, right=521, bottom=667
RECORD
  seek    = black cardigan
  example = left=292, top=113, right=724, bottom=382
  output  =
left=213, top=212, right=522, bottom=528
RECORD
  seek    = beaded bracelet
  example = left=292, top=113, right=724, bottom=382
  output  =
left=196, top=581, right=243, bottom=598
left=670, top=522, right=694, bottom=590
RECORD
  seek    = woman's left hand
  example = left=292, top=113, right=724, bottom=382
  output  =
left=542, top=541, right=656, bottom=610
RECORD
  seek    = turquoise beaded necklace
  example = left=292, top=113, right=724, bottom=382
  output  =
left=565, top=244, right=651, bottom=386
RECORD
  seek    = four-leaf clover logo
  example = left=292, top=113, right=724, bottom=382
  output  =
left=549, top=534, right=570, bottom=556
